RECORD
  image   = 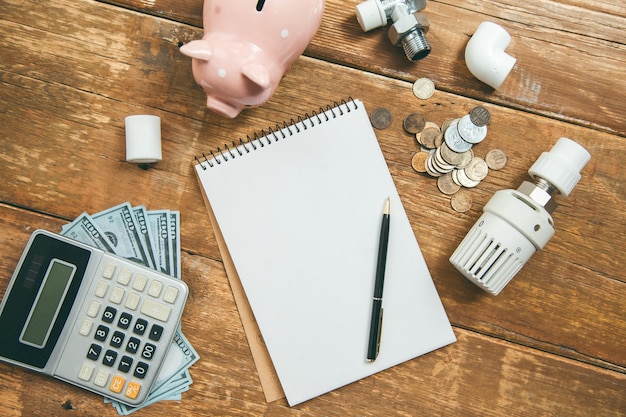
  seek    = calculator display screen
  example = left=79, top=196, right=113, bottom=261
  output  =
left=0, top=232, right=91, bottom=369
left=20, top=259, right=77, bottom=348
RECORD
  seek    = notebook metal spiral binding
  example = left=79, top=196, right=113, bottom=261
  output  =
left=195, top=98, right=357, bottom=170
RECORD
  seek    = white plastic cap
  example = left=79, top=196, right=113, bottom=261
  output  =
left=465, top=21, right=516, bottom=89
left=355, top=0, right=387, bottom=32
left=125, top=115, right=162, bottom=164
left=528, top=137, right=591, bottom=196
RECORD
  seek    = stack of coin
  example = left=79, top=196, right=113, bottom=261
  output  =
left=406, top=106, right=507, bottom=212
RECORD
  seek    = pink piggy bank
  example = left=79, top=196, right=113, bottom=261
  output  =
left=180, top=0, right=325, bottom=118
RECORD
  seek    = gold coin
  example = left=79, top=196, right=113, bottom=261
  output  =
left=413, top=78, right=435, bottom=100
left=485, top=148, right=507, bottom=170
left=451, top=190, right=473, bottom=212
left=370, top=108, right=392, bottom=129
left=403, top=113, right=426, bottom=134
left=411, top=152, right=429, bottom=173
left=437, top=172, right=461, bottom=195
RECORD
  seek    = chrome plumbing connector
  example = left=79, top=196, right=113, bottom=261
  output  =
left=356, top=0, right=431, bottom=62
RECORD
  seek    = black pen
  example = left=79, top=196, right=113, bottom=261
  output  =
left=367, top=197, right=390, bottom=362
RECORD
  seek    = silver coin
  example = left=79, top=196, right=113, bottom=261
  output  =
left=444, top=121, right=473, bottom=153
left=485, top=148, right=507, bottom=170
left=370, top=108, right=392, bottom=129
left=455, top=168, right=481, bottom=188
left=457, top=115, right=487, bottom=144
left=464, top=157, right=489, bottom=181
left=469, top=106, right=491, bottom=127
left=413, top=78, right=435, bottom=100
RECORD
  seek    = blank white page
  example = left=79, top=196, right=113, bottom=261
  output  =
left=194, top=99, right=456, bottom=406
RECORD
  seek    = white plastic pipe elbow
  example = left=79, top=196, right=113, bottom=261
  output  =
left=465, top=22, right=516, bottom=89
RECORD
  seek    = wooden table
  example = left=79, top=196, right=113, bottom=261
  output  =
left=1, top=0, right=624, bottom=415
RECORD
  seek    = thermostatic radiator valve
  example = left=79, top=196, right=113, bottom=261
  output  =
left=449, top=137, right=591, bottom=295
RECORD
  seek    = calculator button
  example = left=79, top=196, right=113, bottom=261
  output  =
left=102, top=306, right=117, bottom=323
left=163, top=286, right=179, bottom=304
left=126, top=337, right=141, bottom=354
left=79, top=319, right=93, bottom=336
left=95, top=281, right=109, bottom=298
left=94, top=369, right=110, bottom=387
left=132, top=274, right=148, bottom=292
left=141, top=298, right=171, bottom=322
left=110, top=287, right=125, bottom=304
left=118, top=355, right=134, bottom=373
left=110, top=331, right=125, bottom=348
left=118, top=312, right=132, bottom=329
left=109, top=375, right=125, bottom=394
left=141, top=343, right=156, bottom=360
left=125, top=292, right=140, bottom=311
left=103, top=349, right=118, bottom=367
left=87, top=343, right=102, bottom=360
left=102, top=263, right=116, bottom=279
left=133, top=318, right=148, bottom=335
left=134, top=362, right=149, bottom=379
left=87, top=300, right=101, bottom=317
left=94, top=325, right=109, bottom=342
left=125, top=381, right=141, bottom=400
left=147, top=280, right=163, bottom=298
left=148, top=324, right=164, bottom=341
left=117, top=268, right=133, bottom=285
left=78, top=362, right=94, bottom=381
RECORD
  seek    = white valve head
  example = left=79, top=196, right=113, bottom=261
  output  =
left=355, top=0, right=387, bottom=31
left=528, top=137, right=591, bottom=196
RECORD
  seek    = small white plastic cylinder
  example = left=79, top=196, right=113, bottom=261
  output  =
left=125, top=115, right=162, bottom=164
left=465, top=21, right=516, bottom=89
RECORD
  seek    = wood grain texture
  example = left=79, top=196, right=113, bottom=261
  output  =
left=0, top=0, right=624, bottom=415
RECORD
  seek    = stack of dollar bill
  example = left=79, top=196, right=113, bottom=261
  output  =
left=61, top=202, right=198, bottom=415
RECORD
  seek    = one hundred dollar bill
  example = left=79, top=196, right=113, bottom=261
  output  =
left=91, top=202, right=152, bottom=267
left=147, top=210, right=172, bottom=276
left=62, top=212, right=118, bottom=254
left=132, top=205, right=157, bottom=270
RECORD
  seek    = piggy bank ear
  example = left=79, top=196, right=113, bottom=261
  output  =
left=242, top=62, right=271, bottom=90
left=179, top=40, right=212, bottom=61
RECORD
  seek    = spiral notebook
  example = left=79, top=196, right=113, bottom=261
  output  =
left=193, top=98, right=456, bottom=406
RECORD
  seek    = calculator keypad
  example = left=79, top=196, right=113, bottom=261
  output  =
left=55, top=254, right=187, bottom=406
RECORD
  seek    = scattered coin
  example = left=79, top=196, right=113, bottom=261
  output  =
left=464, top=157, right=489, bottom=181
left=469, top=106, right=491, bottom=127
left=370, top=108, right=392, bottom=129
left=403, top=113, right=426, bottom=134
left=457, top=114, right=487, bottom=144
left=453, top=168, right=481, bottom=188
left=413, top=78, right=435, bottom=100
left=421, top=126, right=440, bottom=149
left=437, top=172, right=461, bottom=195
left=411, top=152, right=429, bottom=173
left=444, top=121, right=473, bottom=153
left=485, top=148, right=507, bottom=170
left=451, top=190, right=473, bottom=213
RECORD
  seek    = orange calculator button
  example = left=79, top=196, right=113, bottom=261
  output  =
left=109, top=375, right=125, bottom=393
left=125, top=381, right=142, bottom=400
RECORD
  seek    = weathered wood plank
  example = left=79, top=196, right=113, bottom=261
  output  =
left=0, top=204, right=624, bottom=416
left=1, top=0, right=624, bottom=372
left=98, top=0, right=626, bottom=135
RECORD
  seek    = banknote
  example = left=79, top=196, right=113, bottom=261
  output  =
left=132, top=205, right=157, bottom=270
left=62, top=212, right=118, bottom=254
left=169, top=211, right=181, bottom=279
left=147, top=210, right=173, bottom=276
left=91, top=202, right=152, bottom=267
left=62, top=202, right=196, bottom=415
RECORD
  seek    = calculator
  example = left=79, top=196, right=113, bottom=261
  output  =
left=0, top=230, right=188, bottom=406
